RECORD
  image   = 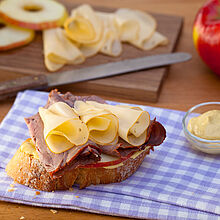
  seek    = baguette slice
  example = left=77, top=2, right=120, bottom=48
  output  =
left=6, top=145, right=151, bottom=191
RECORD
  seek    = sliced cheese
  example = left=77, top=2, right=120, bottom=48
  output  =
left=79, top=12, right=122, bottom=58
left=39, top=102, right=89, bottom=154
left=20, top=139, right=39, bottom=159
left=64, top=4, right=103, bottom=44
left=85, top=101, right=150, bottom=146
left=114, top=12, right=140, bottom=42
left=116, top=105, right=143, bottom=111
left=130, top=146, right=151, bottom=159
left=142, top=31, right=168, bottom=50
left=104, top=162, right=124, bottom=169
left=43, top=28, right=85, bottom=68
left=115, top=8, right=157, bottom=50
left=78, top=34, right=105, bottom=58
left=44, top=57, right=64, bottom=72
left=97, top=12, right=122, bottom=57
left=74, top=101, right=119, bottom=145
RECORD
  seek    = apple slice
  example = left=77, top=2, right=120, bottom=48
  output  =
left=0, top=0, right=67, bottom=30
left=0, top=18, right=34, bottom=51
left=81, top=146, right=151, bottom=168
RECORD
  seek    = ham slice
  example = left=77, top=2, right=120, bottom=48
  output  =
left=101, top=119, right=166, bottom=158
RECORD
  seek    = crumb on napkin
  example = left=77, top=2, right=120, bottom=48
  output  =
left=35, top=191, right=40, bottom=195
left=7, top=188, right=16, bottom=192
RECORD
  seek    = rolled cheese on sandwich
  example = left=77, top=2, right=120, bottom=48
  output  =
left=64, top=4, right=103, bottom=44
left=39, top=102, right=89, bottom=154
left=77, top=101, right=150, bottom=146
left=74, top=101, right=119, bottom=145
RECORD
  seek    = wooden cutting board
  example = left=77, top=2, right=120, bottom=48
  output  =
left=0, top=1, right=183, bottom=102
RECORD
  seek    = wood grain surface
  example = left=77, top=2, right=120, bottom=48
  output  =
left=0, top=1, right=183, bottom=102
left=0, top=0, right=220, bottom=219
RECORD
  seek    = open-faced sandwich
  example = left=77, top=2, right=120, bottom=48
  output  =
left=6, top=90, right=166, bottom=191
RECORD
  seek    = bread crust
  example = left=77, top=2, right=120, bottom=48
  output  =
left=6, top=147, right=150, bottom=191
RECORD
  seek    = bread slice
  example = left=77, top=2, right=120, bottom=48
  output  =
left=6, top=145, right=150, bottom=191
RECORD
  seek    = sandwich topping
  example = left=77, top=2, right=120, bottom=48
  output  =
left=39, top=102, right=89, bottom=154
left=78, top=101, right=150, bottom=146
left=100, top=119, right=166, bottom=158
left=25, top=90, right=166, bottom=177
left=25, top=90, right=102, bottom=177
left=73, top=101, right=119, bottom=145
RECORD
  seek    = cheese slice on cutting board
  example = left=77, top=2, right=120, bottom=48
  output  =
left=142, top=31, right=168, bottom=50
left=78, top=12, right=122, bottom=58
left=64, top=4, right=103, bottom=44
left=97, top=12, right=122, bottom=57
left=115, top=8, right=167, bottom=50
left=44, top=57, right=64, bottom=72
left=39, top=102, right=89, bottom=154
left=74, top=101, right=119, bottom=145
left=43, top=28, right=85, bottom=71
left=114, top=11, right=140, bottom=43
left=115, top=8, right=156, bottom=48
left=78, top=34, right=105, bottom=58
left=79, top=101, right=150, bottom=146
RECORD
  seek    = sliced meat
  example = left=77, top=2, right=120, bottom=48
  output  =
left=62, top=91, right=106, bottom=107
left=100, top=119, right=166, bottom=158
left=145, top=119, right=166, bottom=147
left=25, top=90, right=103, bottom=177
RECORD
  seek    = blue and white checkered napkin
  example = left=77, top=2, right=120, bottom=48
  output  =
left=0, top=90, right=220, bottom=220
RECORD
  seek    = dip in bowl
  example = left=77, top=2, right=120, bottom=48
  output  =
left=182, top=102, right=220, bottom=154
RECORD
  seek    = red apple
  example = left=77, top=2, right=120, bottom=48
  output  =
left=193, top=0, right=220, bottom=76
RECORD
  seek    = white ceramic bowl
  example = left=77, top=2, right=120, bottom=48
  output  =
left=182, top=102, right=220, bottom=154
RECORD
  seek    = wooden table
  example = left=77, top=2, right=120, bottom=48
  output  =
left=0, top=0, right=219, bottom=219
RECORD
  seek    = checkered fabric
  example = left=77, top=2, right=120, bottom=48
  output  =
left=0, top=90, right=219, bottom=220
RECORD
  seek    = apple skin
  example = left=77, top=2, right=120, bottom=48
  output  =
left=0, top=37, right=33, bottom=50
left=80, top=147, right=152, bottom=168
left=80, top=152, right=134, bottom=168
left=193, top=0, right=220, bottom=76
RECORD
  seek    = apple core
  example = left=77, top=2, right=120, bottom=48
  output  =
left=23, top=5, right=43, bottom=12
left=0, top=23, right=6, bottom=29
